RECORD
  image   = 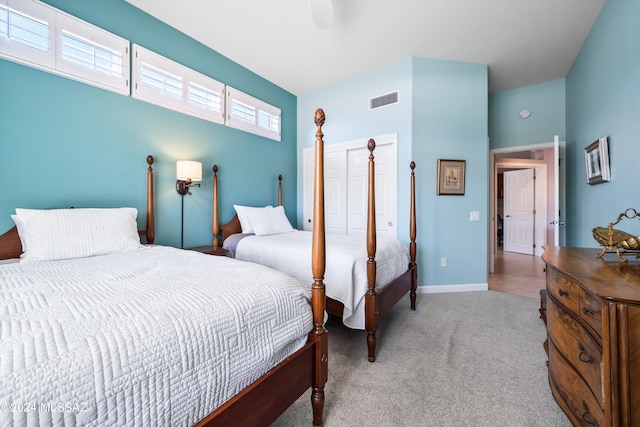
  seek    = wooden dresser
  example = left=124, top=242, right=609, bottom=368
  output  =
left=542, top=246, right=640, bottom=427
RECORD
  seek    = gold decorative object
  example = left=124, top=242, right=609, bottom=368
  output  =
left=593, top=208, right=640, bottom=262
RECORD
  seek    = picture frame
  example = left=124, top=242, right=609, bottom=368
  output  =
left=584, top=136, right=610, bottom=185
left=437, top=159, right=465, bottom=195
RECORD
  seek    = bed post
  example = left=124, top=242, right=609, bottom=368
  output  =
left=409, top=161, right=417, bottom=310
left=212, top=165, right=220, bottom=250
left=278, top=174, right=283, bottom=206
left=146, top=155, right=155, bottom=244
left=365, top=139, right=378, bottom=363
left=310, top=108, right=329, bottom=426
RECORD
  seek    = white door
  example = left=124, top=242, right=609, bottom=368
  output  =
left=325, top=151, right=348, bottom=234
left=302, top=134, right=398, bottom=238
left=346, top=143, right=397, bottom=238
left=504, top=168, right=535, bottom=255
left=302, top=150, right=314, bottom=231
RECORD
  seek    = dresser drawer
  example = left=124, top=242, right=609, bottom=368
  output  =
left=578, top=286, right=603, bottom=336
left=547, top=297, right=603, bottom=407
left=547, top=267, right=578, bottom=314
left=549, top=340, right=605, bottom=427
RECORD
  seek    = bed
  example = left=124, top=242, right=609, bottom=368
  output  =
left=214, top=138, right=418, bottom=363
left=0, top=111, right=330, bottom=427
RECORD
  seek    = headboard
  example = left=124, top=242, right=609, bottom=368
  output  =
left=214, top=171, right=284, bottom=249
left=0, top=155, right=156, bottom=261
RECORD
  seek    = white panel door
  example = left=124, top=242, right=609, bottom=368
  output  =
left=504, top=168, right=534, bottom=255
left=302, top=149, right=314, bottom=231
left=325, top=151, right=348, bottom=234
left=346, top=143, right=397, bottom=238
left=302, top=149, right=348, bottom=234
left=302, top=134, right=398, bottom=238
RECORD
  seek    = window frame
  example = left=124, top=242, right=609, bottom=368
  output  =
left=0, top=0, right=129, bottom=95
left=132, top=43, right=225, bottom=125
left=226, top=86, right=281, bottom=141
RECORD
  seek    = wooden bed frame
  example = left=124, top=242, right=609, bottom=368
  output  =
left=0, top=110, right=330, bottom=426
left=214, top=135, right=418, bottom=363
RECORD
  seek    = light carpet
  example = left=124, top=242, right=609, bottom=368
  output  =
left=272, top=290, right=571, bottom=427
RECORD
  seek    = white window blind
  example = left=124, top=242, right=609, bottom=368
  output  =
left=226, top=86, right=281, bottom=141
left=0, top=0, right=129, bottom=95
left=132, top=44, right=225, bottom=124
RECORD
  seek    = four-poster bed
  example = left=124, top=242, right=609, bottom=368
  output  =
left=214, top=136, right=418, bottom=363
left=0, top=109, right=330, bottom=426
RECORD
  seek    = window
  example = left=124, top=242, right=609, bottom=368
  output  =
left=0, top=0, right=129, bottom=94
left=226, top=86, right=281, bottom=141
left=132, top=44, right=225, bottom=124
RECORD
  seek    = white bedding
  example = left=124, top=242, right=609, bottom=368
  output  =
left=0, top=245, right=312, bottom=426
left=233, top=230, right=409, bottom=329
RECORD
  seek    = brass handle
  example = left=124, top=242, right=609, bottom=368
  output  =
left=583, top=307, right=595, bottom=316
left=578, top=343, right=594, bottom=364
left=582, top=401, right=599, bottom=426
left=559, top=289, right=568, bottom=297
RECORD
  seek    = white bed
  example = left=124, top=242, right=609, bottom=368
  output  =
left=0, top=245, right=312, bottom=426
left=216, top=143, right=417, bottom=362
left=226, top=230, right=409, bottom=329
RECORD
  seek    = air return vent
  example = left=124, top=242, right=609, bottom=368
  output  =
left=369, top=91, right=399, bottom=110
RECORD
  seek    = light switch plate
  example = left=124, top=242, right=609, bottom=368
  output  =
left=470, top=211, right=480, bottom=221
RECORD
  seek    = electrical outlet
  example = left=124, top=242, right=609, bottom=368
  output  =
left=440, top=257, right=447, bottom=267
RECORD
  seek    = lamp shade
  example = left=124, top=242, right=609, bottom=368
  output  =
left=176, top=160, right=202, bottom=181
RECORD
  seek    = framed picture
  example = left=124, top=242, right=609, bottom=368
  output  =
left=584, top=136, right=610, bottom=185
left=437, top=159, right=465, bottom=195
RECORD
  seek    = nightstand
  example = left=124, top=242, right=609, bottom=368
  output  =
left=187, top=245, right=229, bottom=256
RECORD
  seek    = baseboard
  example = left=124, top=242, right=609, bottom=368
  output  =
left=417, top=283, right=488, bottom=294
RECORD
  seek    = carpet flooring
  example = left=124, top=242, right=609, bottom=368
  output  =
left=272, top=291, right=571, bottom=427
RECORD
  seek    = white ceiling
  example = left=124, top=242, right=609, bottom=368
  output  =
left=125, top=0, right=605, bottom=96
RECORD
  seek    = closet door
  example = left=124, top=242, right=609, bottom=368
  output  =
left=347, top=142, right=397, bottom=238
left=324, top=151, right=348, bottom=234
left=302, top=149, right=347, bottom=234
left=302, top=134, right=398, bottom=238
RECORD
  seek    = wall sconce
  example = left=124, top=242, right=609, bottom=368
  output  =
left=176, top=160, right=202, bottom=248
left=176, top=160, right=202, bottom=195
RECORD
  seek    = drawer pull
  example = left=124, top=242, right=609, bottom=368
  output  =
left=578, top=343, right=594, bottom=364
left=582, top=307, right=595, bottom=316
left=558, top=289, right=568, bottom=297
left=582, top=401, right=599, bottom=426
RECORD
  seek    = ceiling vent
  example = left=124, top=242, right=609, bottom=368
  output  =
left=369, top=91, right=399, bottom=110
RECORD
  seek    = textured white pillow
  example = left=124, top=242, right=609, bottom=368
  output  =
left=233, top=205, right=271, bottom=234
left=14, top=208, right=144, bottom=263
left=247, top=205, right=294, bottom=236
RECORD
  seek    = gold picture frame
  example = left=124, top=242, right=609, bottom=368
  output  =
left=584, top=136, right=610, bottom=185
left=437, top=159, right=465, bottom=195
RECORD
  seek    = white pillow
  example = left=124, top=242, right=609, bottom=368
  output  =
left=233, top=205, right=272, bottom=234
left=13, top=208, right=144, bottom=263
left=247, top=205, right=294, bottom=236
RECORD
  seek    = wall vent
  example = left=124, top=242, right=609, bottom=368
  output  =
left=369, top=91, right=399, bottom=110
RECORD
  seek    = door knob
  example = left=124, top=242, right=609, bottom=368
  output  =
left=388, top=221, right=393, bottom=227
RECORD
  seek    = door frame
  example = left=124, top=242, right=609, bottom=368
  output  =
left=489, top=143, right=554, bottom=273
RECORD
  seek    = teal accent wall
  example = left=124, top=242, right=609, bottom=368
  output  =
left=565, top=0, right=640, bottom=247
left=0, top=0, right=297, bottom=248
left=489, top=79, right=566, bottom=149
left=298, top=57, right=488, bottom=288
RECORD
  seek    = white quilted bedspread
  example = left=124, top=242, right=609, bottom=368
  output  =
left=0, top=246, right=312, bottom=426
left=235, top=230, right=409, bottom=329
